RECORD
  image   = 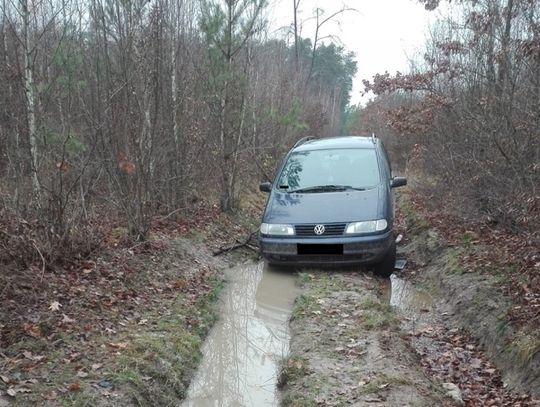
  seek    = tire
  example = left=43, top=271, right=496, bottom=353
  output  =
left=374, top=241, right=396, bottom=278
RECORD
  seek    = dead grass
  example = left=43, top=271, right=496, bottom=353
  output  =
left=359, top=299, right=398, bottom=330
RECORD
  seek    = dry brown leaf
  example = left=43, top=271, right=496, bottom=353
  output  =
left=109, top=342, right=129, bottom=350
left=22, top=323, right=42, bottom=338
left=67, top=383, right=81, bottom=391
left=49, top=301, right=62, bottom=311
left=62, top=314, right=76, bottom=324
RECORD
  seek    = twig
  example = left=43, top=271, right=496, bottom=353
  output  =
left=0, top=277, right=12, bottom=298
left=156, top=207, right=187, bottom=221
left=30, top=239, right=46, bottom=282
left=128, top=240, right=151, bottom=251
left=213, top=230, right=259, bottom=256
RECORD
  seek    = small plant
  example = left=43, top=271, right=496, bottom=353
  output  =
left=360, top=299, right=398, bottom=330
left=291, top=294, right=319, bottom=320
left=357, top=373, right=411, bottom=395
left=277, top=355, right=310, bottom=389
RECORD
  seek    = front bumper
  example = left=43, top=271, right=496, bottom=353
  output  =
left=259, top=231, right=394, bottom=266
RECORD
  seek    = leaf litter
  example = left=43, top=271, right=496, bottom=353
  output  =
left=0, top=200, right=262, bottom=405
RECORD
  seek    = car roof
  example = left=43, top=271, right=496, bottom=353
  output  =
left=293, top=136, right=377, bottom=152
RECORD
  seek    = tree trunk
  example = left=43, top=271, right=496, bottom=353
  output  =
left=22, top=0, right=40, bottom=197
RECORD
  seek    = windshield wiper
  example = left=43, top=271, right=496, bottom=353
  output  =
left=289, top=185, right=365, bottom=193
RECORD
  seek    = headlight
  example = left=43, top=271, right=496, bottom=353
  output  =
left=260, top=223, right=295, bottom=236
left=345, top=219, right=387, bottom=234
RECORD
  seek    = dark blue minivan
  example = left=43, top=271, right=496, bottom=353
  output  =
left=258, top=136, right=407, bottom=277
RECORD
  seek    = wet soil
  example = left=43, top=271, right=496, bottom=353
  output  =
left=280, top=270, right=447, bottom=406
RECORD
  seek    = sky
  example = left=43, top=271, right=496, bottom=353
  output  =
left=267, top=0, right=440, bottom=105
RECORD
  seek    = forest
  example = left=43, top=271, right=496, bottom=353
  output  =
left=1, top=0, right=539, bottom=405
left=0, top=0, right=356, bottom=264
left=3, top=0, right=537, bottom=268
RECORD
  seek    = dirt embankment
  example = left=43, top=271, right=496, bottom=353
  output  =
left=0, top=238, right=226, bottom=407
left=399, top=199, right=540, bottom=398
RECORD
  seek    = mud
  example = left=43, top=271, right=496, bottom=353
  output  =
left=280, top=270, right=445, bottom=406
left=183, top=262, right=299, bottom=406
left=181, top=221, right=539, bottom=405
left=384, top=274, right=433, bottom=319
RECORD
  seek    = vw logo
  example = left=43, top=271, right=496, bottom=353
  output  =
left=314, top=225, right=325, bottom=235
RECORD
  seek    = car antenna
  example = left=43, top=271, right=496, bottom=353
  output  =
left=371, top=133, right=377, bottom=144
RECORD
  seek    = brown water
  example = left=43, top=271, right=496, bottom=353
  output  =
left=387, top=275, right=433, bottom=312
left=384, top=274, right=435, bottom=330
left=182, top=262, right=299, bottom=407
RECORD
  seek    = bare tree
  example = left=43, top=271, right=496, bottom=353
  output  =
left=361, top=0, right=540, bottom=228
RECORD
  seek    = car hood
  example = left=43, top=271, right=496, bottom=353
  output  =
left=263, top=186, right=384, bottom=224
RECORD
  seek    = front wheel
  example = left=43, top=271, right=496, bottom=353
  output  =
left=374, top=241, right=396, bottom=278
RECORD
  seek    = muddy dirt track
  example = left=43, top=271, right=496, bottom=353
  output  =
left=181, top=256, right=538, bottom=407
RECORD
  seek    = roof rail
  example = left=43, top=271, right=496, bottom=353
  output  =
left=293, top=136, right=316, bottom=148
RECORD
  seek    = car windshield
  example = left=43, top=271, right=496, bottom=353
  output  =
left=277, top=148, right=381, bottom=192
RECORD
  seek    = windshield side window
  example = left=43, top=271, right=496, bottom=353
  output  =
left=277, top=148, right=380, bottom=190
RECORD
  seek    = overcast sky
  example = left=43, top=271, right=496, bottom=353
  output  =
left=267, top=0, right=439, bottom=105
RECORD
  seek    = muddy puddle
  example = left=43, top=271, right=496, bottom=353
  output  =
left=383, top=273, right=435, bottom=329
left=182, top=262, right=299, bottom=406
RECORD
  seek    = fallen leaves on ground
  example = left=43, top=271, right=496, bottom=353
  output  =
left=410, top=324, right=538, bottom=406
left=0, top=198, right=262, bottom=404
left=398, top=191, right=539, bottom=328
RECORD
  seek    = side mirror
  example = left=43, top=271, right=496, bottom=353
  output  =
left=391, top=177, right=407, bottom=188
left=259, top=181, right=272, bottom=193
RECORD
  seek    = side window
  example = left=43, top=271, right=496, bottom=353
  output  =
left=379, top=143, right=392, bottom=178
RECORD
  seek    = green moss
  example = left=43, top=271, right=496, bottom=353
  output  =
left=444, top=248, right=466, bottom=274
left=397, top=192, right=431, bottom=233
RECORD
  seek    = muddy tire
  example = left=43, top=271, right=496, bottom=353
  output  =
left=374, top=241, right=396, bottom=278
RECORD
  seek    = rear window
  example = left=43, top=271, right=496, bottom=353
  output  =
left=277, top=148, right=380, bottom=191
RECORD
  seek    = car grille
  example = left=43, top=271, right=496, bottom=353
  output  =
left=295, top=223, right=346, bottom=237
